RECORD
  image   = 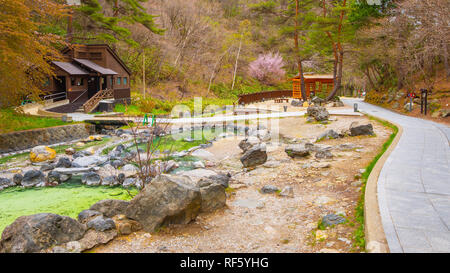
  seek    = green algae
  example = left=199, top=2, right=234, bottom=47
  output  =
left=0, top=177, right=138, bottom=234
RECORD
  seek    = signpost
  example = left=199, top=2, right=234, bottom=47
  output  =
left=407, top=92, right=416, bottom=112
left=420, top=89, right=429, bottom=115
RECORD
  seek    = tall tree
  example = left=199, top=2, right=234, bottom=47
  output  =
left=75, top=0, right=164, bottom=46
left=0, top=0, right=67, bottom=105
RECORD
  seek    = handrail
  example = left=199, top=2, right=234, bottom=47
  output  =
left=82, top=88, right=114, bottom=113
left=71, top=89, right=89, bottom=104
left=43, top=92, right=67, bottom=100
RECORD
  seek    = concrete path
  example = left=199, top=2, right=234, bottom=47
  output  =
left=343, top=98, right=450, bottom=253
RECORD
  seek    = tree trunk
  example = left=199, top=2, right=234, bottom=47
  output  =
left=294, top=0, right=307, bottom=100
left=231, top=34, right=243, bottom=90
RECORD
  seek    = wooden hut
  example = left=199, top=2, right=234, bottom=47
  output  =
left=292, top=74, right=334, bottom=99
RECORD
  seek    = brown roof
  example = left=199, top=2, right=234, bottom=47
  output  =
left=73, top=58, right=118, bottom=75
left=61, top=44, right=132, bottom=75
left=52, top=61, right=89, bottom=75
left=292, top=74, right=334, bottom=80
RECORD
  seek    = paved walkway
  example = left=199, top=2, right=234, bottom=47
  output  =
left=343, top=98, right=450, bottom=253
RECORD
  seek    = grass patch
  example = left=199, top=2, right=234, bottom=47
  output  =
left=0, top=178, right=138, bottom=234
left=0, top=108, right=70, bottom=134
left=353, top=115, right=399, bottom=251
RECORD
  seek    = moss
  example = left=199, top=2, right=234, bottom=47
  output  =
left=0, top=178, right=138, bottom=234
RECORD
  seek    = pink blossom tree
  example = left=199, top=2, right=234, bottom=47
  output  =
left=248, top=52, right=286, bottom=85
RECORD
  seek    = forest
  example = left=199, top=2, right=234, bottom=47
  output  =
left=0, top=0, right=448, bottom=114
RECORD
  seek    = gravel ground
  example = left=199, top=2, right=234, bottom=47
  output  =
left=92, top=114, right=392, bottom=253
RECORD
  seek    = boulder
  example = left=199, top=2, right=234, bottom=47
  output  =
left=81, top=172, right=102, bottom=186
left=311, top=96, right=325, bottom=105
left=118, top=173, right=125, bottom=184
left=0, top=213, right=85, bottom=253
left=55, top=157, right=72, bottom=168
left=196, top=178, right=226, bottom=213
left=101, top=175, right=119, bottom=186
left=12, top=173, right=23, bottom=185
left=176, top=168, right=218, bottom=183
left=238, top=136, right=260, bottom=153
left=207, top=173, right=231, bottom=188
left=260, top=185, right=279, bottom=194
left=307, top=105, right=329, bottom=121
left=90, top=199, right=130, bottom=218
left=40, top=163, right=55, bottom=172
left=191, top=149, right=215, bottom=161
left=122, top=178, right=136, bottom=188
left=285, top=144, right=310, bottom=158
left=240, top=144, right=267, bottom=168
left=315, top=149, right=333, bottom=159
left=0, top=177, right=15, bottom=191
left=72, top=155, right=108, bottom=167
left=86, top=216, right=116, bottom=232
left=21, top=170, right=46, bottom=188
left=29, top=146, right=56, bottom=163
left=47, top=171, right=61, bottom=184
left=111, top=160, right=125, bottom=169
left=77, top=209, right=102, bottom=224
left=121, top=164, right=139, bottom=177
left=112, top=214, right=142, bottom=235
left=349, top=122, right=374, bottom=136
left=125, top=175, right=202, bottom=232
left=321, top=214, right=346, bottom=227
left=317, top=129, right=340, bottom=141
left=53, top=229, right=117, bottom=253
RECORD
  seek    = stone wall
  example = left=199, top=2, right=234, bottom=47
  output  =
left=0, top=123, right=95, bottom=153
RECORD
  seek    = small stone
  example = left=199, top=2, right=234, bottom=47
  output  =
left=279, top=186, right=294, bottom=198
left=86, top=216, right=116, bottom=231
left=321, top=214, right=346, bottom=227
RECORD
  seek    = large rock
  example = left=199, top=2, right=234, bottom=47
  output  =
left=240, top=144, right=267, bottom=168
left=317, top=129, right=340, bottom=141
left=121, top=164, right=139, bottom=177
left=81, top=172, right=102, bottom=186
left=349, top=122, right=374, bottom=136
left=55, top=157, right=72, bottom=168
left=191, top=149, right=215, bottom=160
left=250, top=129, right=271, bottom=142
left=77, top=209, right=102, bottom=224
left=72, top=155, right=108, bottom=167
left=21, top=170, right=46, bottom=188
left=0, top=213, right=85, bottom=253
left=125, top=175, right=202, bottom=232
left=29, top=146, right=56, bottom=163
left=90, top=199, right=130, bottom=218
left=101, top=175, right=119, bottom=186
left=0, top=177, right=15, bottom=191
left=307, top=105, right=329, bottom=121
left=12, top=174, right=23, bottom=185
left=196, top=178, right=226, bottom=213
left=86, top=216, right=116, bottom=232
left=285, top=144, right=310, bottom=158
left=176, top=168, right=218, bottom=183
left=238, top=136, right=261, bottom=153
left=112, top=214, right=142, bottom=235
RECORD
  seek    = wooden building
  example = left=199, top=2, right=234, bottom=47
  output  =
left=44, top=44, right=131, bottom=113
left=292, top=74, right=334, bottom=99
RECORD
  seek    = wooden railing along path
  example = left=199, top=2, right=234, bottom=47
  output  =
left=237, top=90, right=292, bottom=105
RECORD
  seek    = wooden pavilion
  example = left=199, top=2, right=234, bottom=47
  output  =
left=292, top=74, right=334, bottom=99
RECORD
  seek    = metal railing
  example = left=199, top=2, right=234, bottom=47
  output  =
left=43, top=92, right=67, bottom=101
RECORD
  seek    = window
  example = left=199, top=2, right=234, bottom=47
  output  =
left=117, top=77, right=121, bottom=85
left=109, top=77, right=113, bottom=86
left=79, top=78, right=84, bottom=86
left=71, top=77, right=75, bottom=86
left=123, top=77, right=127, bottom=85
